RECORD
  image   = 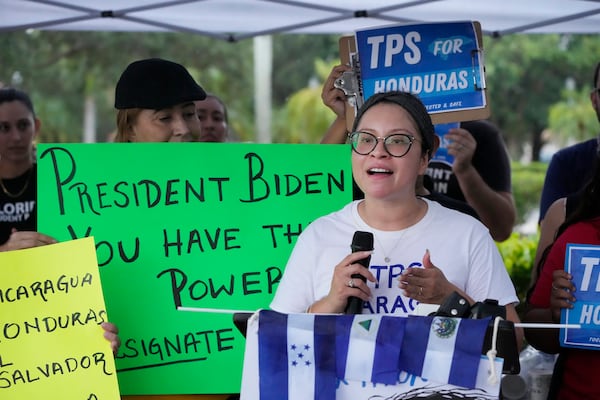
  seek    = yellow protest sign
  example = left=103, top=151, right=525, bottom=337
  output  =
left=0, top=237, right=120, bottom=399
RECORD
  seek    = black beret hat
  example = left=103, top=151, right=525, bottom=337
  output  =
left=114, top=58, right=206, bottom=110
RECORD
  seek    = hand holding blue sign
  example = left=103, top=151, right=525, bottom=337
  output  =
left=445, top=126, right=477, bottom=173
left=549, top=269, right=575, bottom=322
left=431, top=123, right=460, bottom=167
left=560, top=244, right=600, bottom=349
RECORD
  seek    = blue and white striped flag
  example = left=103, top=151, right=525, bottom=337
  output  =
left=400, top=315, right=491, bottom=389
left=336, top=313, right=406, bottom=385
left=240, top=310, right=497, bottom=400
left=257, top=311, right=337, bottom=400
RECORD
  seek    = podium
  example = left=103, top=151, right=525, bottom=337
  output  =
left=238, top=310, right=516, bottom=399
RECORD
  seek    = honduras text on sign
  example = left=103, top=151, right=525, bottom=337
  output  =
left=355, top=21, right=486, bottom=114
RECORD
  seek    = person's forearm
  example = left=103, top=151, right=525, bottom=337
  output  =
left=523, top=308, right=561, bottom=353
left=455, top=165, right=515, bottom=241
left=320, top=116, right=348, bottom=144
left=307, top=297, right=344, bottom=314
left=505, top=305, right=524, bottom=351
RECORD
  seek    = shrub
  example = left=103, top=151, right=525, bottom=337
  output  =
left=511, top=161, right=547, bottom=225
left=497, top=231, right=539, bottom=316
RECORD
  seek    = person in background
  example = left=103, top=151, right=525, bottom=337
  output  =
left=114, top=58, right=237, bottom=400
left=524, top=152, right=600, bottom=400
left=538, top=62, right=600, bottom=224
left=0, top=87, right=121, bottom=352
left=320, top=64, right=479, bottom=219
left=195, top=93, right=229, bottom=142
left=271, top=90, right=522, bottom=347
left=424, top=119, right=515, bottom=242
left=0, top=88, right=56, bottom=250
left=531, top=61, right=600, bottom=285
left=114, top=58, right=205, bottom=143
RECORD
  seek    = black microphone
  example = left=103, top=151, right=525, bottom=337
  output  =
left=344, top=231, right=374, bottom=314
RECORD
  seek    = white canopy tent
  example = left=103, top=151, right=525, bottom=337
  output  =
left=2, top=0, right=600, bottom=39
left=3, top=0, right=600, bottom=142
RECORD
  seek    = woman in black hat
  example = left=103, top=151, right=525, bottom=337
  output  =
left=114, top=59, right=237, bottom=400
left=114, top=58, right=207, bottom=143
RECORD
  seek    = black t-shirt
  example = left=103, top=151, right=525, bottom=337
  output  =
left=423, top=189, right=479, bottom=220
left=0, top=164, right=37, bottom=244
left=426, top=120, right=512, bottom=203
left=538, top=137, right=598, bottom=221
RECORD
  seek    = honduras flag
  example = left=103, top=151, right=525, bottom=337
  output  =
left=256, top=311, right=337, bottom=400
left=240, top=310, right=497, bottom=400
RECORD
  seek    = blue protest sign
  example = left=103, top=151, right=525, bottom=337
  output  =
left=355, top=21, right=486, bottom=114
left=560, top=244, right=600, bottom=350
left=431, top=122, right=460, bottom=166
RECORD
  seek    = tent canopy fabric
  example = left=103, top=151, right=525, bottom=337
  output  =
left=2, top=0, right=600, bottom=41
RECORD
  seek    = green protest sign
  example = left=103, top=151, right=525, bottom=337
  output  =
left=37, top=143, right=351, bottom=395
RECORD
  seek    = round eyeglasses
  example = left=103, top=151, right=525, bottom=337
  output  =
left=348, top=131, right=420, bottom=158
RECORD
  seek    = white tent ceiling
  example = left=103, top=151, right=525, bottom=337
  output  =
left=2, top=0, right=600, bottom=40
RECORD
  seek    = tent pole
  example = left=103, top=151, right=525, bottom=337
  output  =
left=253, top=35, right=272, bottom=143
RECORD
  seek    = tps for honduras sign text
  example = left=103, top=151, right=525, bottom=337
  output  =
left=561, top=244, right=600, bottom=350
left=356, top=21, right=486, bottom=113
left=0, top=237, right=120, bottom=399
left=37, top=143, right=351, bottom=394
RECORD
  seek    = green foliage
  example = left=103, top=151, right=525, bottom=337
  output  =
left=271, top=35, right=339, bottom=105
left=0, top=30, right=257, bottom=142
left=548, top=87, right=599, bottom=146
left=511, top=161, right=547, bottom=224
left=483, top=34, right=600, bottom=160
left=275, top=86, right=331, bottom=143
left=497, top=232, right=539, bottom=315
left=274, top=59, right=337, bottom=143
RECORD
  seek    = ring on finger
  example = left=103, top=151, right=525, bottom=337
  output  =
left=552, top=284, right=560, bottom=291
left=419, top=286, right=423, bottom=296
left=348, top=279, right=355, bottom=288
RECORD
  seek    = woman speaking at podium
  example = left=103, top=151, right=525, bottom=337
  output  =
left=270, top=91, right=522, bottom=347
